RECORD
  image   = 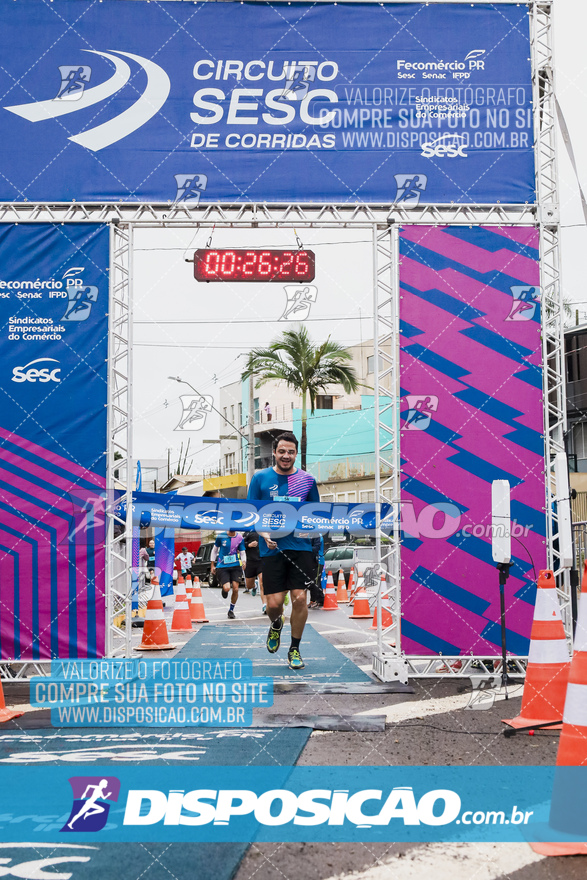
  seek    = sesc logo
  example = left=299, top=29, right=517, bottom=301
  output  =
left=12, top=357, right=62, bottom=384
left=421, top=134, right=468, bottom=159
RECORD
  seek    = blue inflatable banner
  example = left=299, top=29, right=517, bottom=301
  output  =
left=0, top=1, right=534, bottom=204
left=0, top=224, right=109, bottom=660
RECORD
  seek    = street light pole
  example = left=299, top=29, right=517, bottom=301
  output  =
left=248, top=371, right=255, bottom=483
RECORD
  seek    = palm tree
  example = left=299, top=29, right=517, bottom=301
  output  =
left=242, top=326, right=360, bottom=470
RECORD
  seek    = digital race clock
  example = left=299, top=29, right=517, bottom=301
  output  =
left=193, top=248, right=315, bottom=282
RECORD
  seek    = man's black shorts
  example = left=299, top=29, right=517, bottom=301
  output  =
left=244, top=560, right=263, bottom=579
left=261, top=550, right=317, bottom=595
left=216, top=567, right=243, bottom=586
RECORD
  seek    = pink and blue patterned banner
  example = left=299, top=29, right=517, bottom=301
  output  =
left=0, top=224, right=108, bottom=660
left=399, top=226, right=546, bottom=657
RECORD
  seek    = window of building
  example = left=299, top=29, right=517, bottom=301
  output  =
left=367, top=355, right=384, bottom=374
left=336, top=491, right=357, bottom=503
left=223, top=407, right=228, bottom=423
left=316, top=395, right=334, bottom=409
left=321, top=493, right=335, bottom=503
left=238, top=402, right=242, bottom=426
left=230, top=404, right=235, bottom=424
left=224, top=452, right=236, bottom=473
left=254, top=397, right=260, bottom=423
left=360, top=490, right=375, bottom=503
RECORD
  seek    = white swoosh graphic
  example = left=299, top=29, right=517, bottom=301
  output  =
left=69, top=50, right=170, bottom=151
left=4, top=50, right=131, bottom=121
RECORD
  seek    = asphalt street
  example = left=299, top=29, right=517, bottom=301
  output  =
left=2, top=583, right=584, bottom=879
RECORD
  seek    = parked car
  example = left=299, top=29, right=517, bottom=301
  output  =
left=323, top=544, right=379, bottom=586
left=191, top=540, right=245, bottom=588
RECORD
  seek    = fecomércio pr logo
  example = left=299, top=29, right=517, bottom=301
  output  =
left=61, top=776, right=120, bottom=833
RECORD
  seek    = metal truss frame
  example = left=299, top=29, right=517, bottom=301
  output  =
left=0, top=0, right=563, bottom=682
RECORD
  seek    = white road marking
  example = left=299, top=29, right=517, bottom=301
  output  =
left=335, top=640, right=378, bottom=650
left=356, top=692, right=477, bottom=722
left=325, top=843, right=544, bottom=880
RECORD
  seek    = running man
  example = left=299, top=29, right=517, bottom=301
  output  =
left=247, top=431, right=320, bottom=670
left=210, top=530, right=246, bottom=619
left=67, top=779, right=112, bottom=829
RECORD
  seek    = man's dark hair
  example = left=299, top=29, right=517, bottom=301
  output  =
left=272, top=431, right=298, bottom=452
left=203, top=489, right=220, bottom=497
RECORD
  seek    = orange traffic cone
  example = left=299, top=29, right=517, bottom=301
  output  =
left=177, top=572, right=185, bottom=587
left=350, top=587, right=372, bottom=619
left=190, top=576, right=209, bottom=623
left=347, top=569, right=356, bottom=602
left=503, top=570, right=570, bottom=729
left=336, top=568, right=349, bottom=604
left=135, top=577, right=177, bottom=651
left=530, top=565, right=587, bottom=856
left=0, top=679, right=24, bottom=724
left=323, top=570, right=338, bottom=610
left=170, top=583, right=193, bottom=633
left=371, top=572, right=393, bottom=629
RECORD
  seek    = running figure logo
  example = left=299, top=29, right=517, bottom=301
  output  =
left=279, top=285, right=318, bottom=321
left=506, top=285, right=541, bottom=322
left=174, top=394, right=214, bottom=431
left=61, top=776, right=120, bottom=832
left=279, top=64, right=316, bottom=101
left=402, top=395, right=438, bottom=431
left=55, top=66, right=91, bottom=101
left=394, top=174, right=428, bottom=207
left=174, top=174, right=208, bottom=204
left=62, top=284, right=99, bottom=322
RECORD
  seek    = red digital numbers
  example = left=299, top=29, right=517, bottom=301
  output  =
left=193, top=249, right=315, bottom=282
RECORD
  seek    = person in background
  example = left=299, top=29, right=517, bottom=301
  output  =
left=308, top=535, right=325, bottom=608
left=264, top=401, right=272, bottom=422
left=244, top=529, right=266, bottom=608
left=146, top=538, right=156, bottom=579
left=175, top=546, right=195, bottom=578
left=211, top=529, right=247, bottom=620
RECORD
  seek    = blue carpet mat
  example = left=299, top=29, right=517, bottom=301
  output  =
left=0, top=842, right=247, bottom=880
left=0, top=727, right=310, bottom=765
left=177, top=623, right=372, bottom=683
left=0, top=726, right=310, bottom=880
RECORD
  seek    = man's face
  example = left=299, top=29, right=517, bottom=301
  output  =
left=274, top=440, right=297, bottom=473
left=148, top=540, right=154, bottom=548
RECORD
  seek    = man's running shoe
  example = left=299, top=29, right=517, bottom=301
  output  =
left=284, top=592, right=290, bottom=607
left=287, top=648, right=305, bottom=670
left=266, top=615, right=284, bottom=653
left=252, top=586, right=257, bottom=597
left=262, top=604, right=267, bottom=615
left=221, top=587, right=229, bottom=599
left=227, top=609, right=236, bottom=619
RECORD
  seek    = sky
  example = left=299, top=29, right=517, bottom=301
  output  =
left=131, top=0, right=587, bottom=477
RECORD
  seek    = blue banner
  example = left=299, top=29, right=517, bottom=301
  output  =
left=0, top=1, right=534, bottom=204
left=1, top=766, right=584, bottom=843
left=0, top=224, right=109, bottom=660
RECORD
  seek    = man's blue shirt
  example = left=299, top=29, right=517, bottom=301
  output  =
left=247, top=466, right=320, bottom=556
